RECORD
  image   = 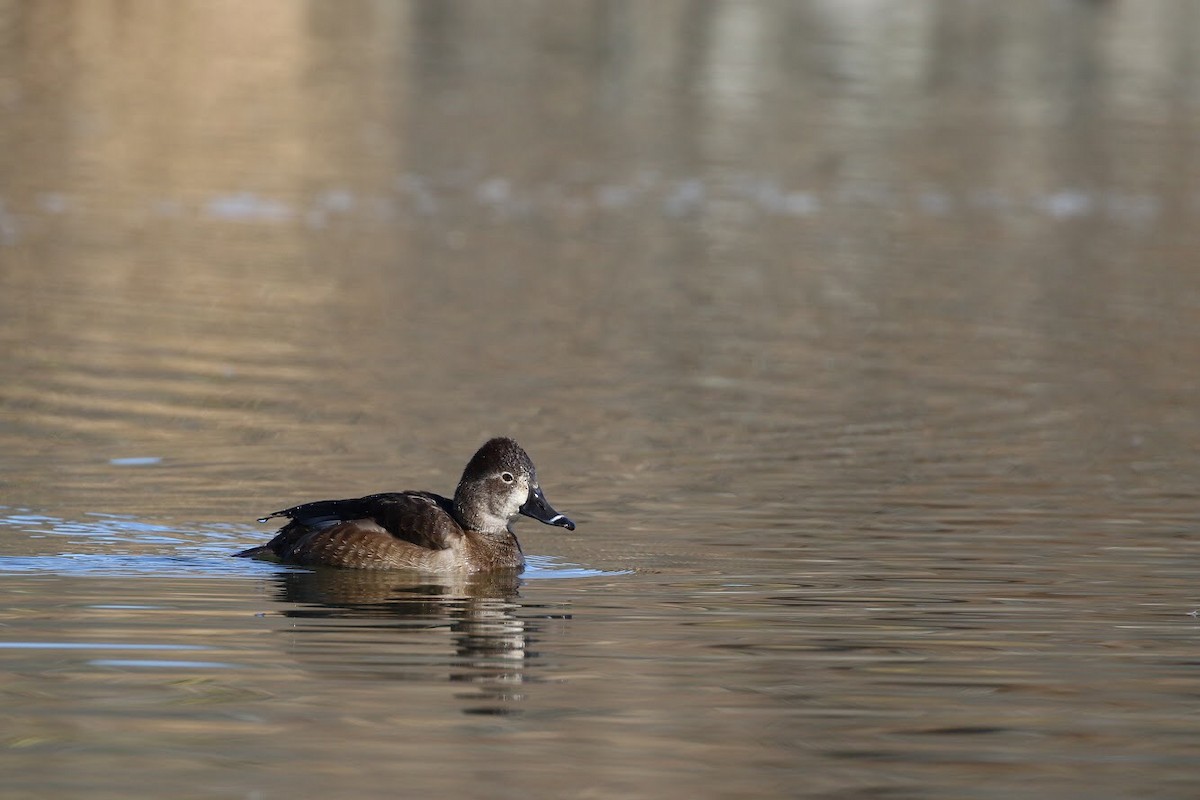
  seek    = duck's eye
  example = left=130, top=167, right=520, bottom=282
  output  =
left=500, top=472, right=515, bottom=483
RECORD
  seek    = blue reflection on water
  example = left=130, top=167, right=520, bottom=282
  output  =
left=0, top=507, right=627, bottom=579
left=523, top=555, right=626, bottom=580
left=89, top=659, right=235, bottom=669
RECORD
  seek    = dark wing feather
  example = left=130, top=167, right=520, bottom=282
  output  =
left=362, top=492, right=461, bottom=551
left=259, top=492, right=425, bottom=527
left=254, top=491, right=462, bottom=558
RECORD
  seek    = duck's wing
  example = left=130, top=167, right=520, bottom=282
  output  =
left=255, top=491, right=463, bottom=553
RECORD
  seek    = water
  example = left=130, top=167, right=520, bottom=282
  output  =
left=3, top=1, right=1200, bottom=797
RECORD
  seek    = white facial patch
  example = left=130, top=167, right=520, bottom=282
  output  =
left=509, top=475, right=532, bottom=516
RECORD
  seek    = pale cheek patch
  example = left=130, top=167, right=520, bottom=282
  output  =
left=505, top=476, right=532, bottom=517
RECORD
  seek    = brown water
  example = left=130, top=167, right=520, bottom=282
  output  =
left=3, top=1, right=1200, bottom=797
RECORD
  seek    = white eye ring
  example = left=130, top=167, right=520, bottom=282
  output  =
left=501, top=472, right=514, bottom=483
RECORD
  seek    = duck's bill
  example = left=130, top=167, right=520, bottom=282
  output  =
left=520, top=485, right=576, bottom=531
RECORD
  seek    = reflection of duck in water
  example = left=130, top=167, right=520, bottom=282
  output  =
left=275, top=566, right=522, bottom=612
left=236, top=438, right=575, bottom=571
left=269, top=568, right=553, bottom=714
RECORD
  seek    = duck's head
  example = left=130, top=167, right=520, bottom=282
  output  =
left=454, top=437, right=576, bottom=534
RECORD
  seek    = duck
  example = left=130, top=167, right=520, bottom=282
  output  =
left=234, top=437, right=575, bottom=572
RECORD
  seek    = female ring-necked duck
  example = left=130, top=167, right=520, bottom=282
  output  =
left=235, top=437, right=575, bottom=572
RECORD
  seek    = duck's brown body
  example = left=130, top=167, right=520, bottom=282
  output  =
left=240, top=491, right=526, bottom=571
left=235, top=438, right=574, bottom=572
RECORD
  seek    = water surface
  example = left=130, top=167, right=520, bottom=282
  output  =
left=3, top=2, right=1200, bottom=798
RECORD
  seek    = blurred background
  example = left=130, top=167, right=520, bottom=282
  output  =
left=2, top=0, right=1198, bottom=522
left=3, top=1, right=1200, bottom=798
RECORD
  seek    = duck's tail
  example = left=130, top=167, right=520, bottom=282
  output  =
left=232, top=545, right=278, bottom=561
